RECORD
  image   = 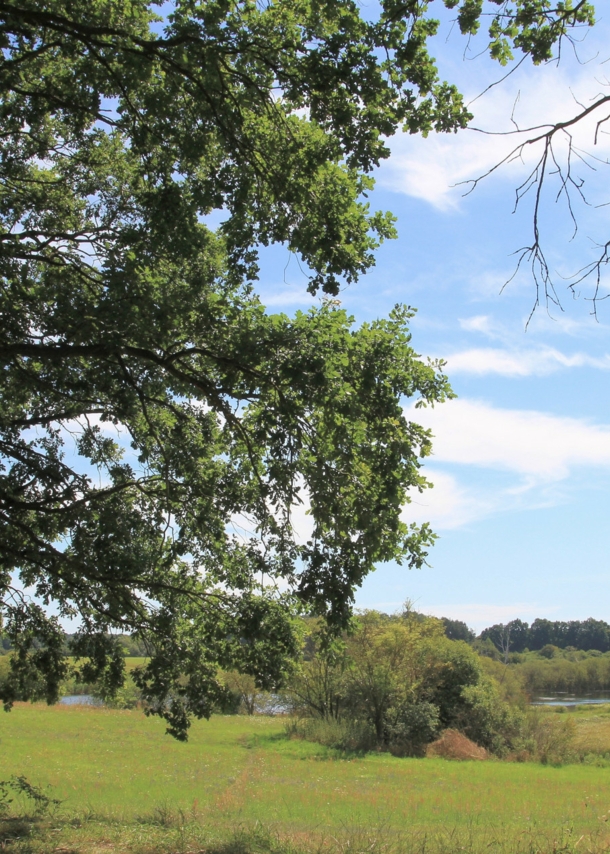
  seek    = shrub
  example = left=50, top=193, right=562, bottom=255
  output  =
left=385, top=702, right=440, bottom=757
left=99, top=681, right=142, bottom=710
left=539, top=644, right=559, bottom=659
left=456, top=680, right=523, bottom=756
left=286, top=611, right=568, bottom=762
left=515, top=710, right=576, bottom=765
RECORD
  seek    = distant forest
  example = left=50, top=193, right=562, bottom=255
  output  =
left=442, top=617, right=610, bottom=654
left=0, top=633, right=148, bottom=657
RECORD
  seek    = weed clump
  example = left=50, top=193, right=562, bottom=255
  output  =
left=508, top=710, right=576, bottom=764
left=284, top=717, right=376, bottom=754
left=0, top=776, right=61, bottom=817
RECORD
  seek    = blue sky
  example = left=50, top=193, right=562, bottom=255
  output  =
left=255, top=7, right=610, bottom=631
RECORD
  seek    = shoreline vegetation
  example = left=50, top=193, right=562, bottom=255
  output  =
left=6, top=612, right=610, bottom=761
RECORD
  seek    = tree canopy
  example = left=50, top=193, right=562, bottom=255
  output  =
left=0, top=0, right=593, bottom=738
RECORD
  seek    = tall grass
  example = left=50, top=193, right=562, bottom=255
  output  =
left=284, top=716, right=377, bottom=753
left=5, top=812, right=610, bottom=854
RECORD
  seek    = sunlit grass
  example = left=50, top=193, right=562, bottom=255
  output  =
left=3, top=703, right=610, bottom=844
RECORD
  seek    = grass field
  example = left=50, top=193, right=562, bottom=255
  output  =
left=3, top=703, right=610, bottom=854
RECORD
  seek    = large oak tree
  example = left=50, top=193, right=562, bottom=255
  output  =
left=0, top=0, right=592, bottom=737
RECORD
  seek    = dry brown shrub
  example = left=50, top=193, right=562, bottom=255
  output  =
left=426, top=728, right=488, bottom=761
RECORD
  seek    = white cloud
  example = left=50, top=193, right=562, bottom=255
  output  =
left=459, top=311, right=610, bottom=343
left=403, top=470, right=495, bottom=529
left=399, top=399, right=610, bottom=529
left=459, top=315, right=494, bottom=334
left=408, top=398, right=610, bottom=482
left=445, top=346, right=610, bottom=376
left=229, top=484, right=315, bottom=546
left=260, top=287, right=317, bottom=308
left=289, top=491, right=315, bottom=544
left=526, top=314, right=610, bottom=338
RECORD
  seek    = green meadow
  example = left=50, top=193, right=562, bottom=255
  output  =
left=3, top=703, right=610, bottom=854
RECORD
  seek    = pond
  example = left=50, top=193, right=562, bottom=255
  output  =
left=59, top=694, right=102, bottom=706
left=531, top=691, right=610, bottom=707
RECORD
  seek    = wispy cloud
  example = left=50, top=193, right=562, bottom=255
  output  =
left=403, top=470, right=495, bottom=529
left=459, top=312, right=610, bottom=342
left=259, top=287, right=317, bottom=308
left=401, top=398, right=610, bottom=529
left=459, top=315, right=496, bottom=335
left=445, top=346, right=610, bottom=376
left=409, top=398, right=610, bottom=482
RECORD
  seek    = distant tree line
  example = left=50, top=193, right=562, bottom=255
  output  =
left=4, top=617, right=606, bottom=662
left=517, top=653, right=610, bottom=696
left=381, top=615, right=610, bottom=655
left=477, top=619, right=610, bottom=655
left=0, top=633, right=149, bottom=658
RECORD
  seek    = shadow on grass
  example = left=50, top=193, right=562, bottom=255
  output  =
left=0, top=816, right=35, bottom=844
left=0, top=815, right=68, bottom=852
left=239, top=731, right=287, bottom=749
left=205, top=827, right=301, bottom=854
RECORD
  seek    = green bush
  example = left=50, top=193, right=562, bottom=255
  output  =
left=456, top=681, right=523, bottom=756
left=97, top=681, right=142, bottom=710
left=515, top=710, right=576, bottom=765
left=385, top=702, right=440, bottom=757
left=285, top=613, right=531, bottom=759
left=517, top=652, right=610, bottom=695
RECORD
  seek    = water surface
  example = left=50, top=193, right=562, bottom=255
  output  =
left=59, top=694, right=102, bottom=706
left=532, top=691, right=610, bottom=707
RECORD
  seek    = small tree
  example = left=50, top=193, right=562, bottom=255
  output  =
left=342, top=612, right=445, bottom=744
left=284, top=627, right=348, bottom=721
left=221, top=672, right=260, bottom=715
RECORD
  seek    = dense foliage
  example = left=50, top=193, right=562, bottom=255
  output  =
left=0, top=0, right=594, bottom=738
left=285, top=611, right=521, bottom=756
